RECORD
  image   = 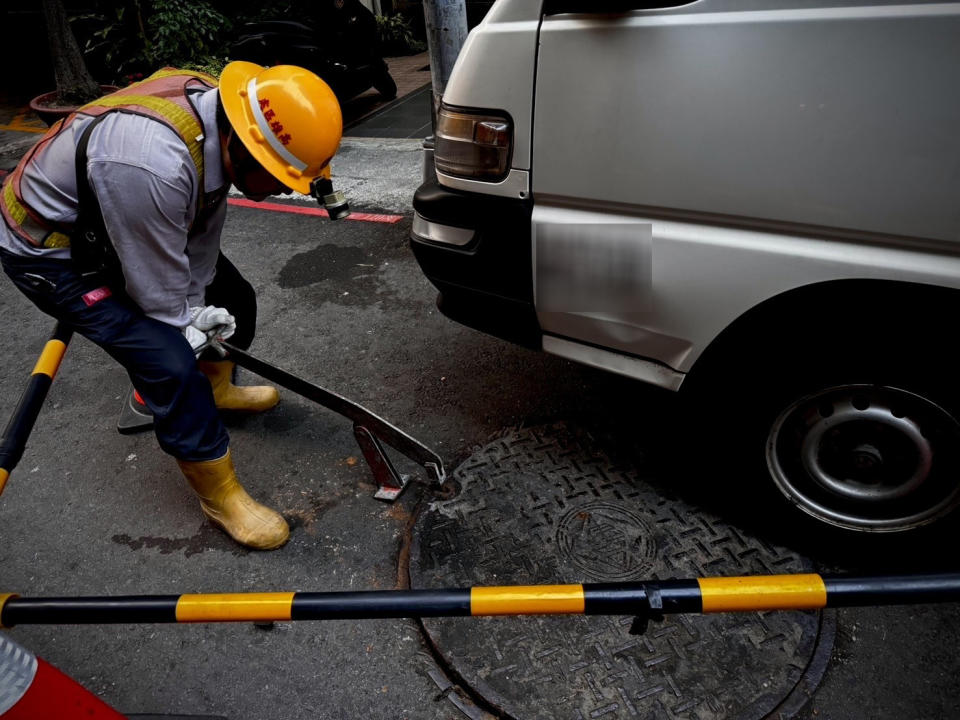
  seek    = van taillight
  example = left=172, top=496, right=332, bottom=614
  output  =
left=434, top=105, right=512, bottom=181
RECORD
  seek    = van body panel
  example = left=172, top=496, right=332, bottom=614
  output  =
left=414, top=0, right=960, bottom=388
left=534, top=202, right=960, bottom=375
left=529, top=0, right=960, bottom=379
left=532, top=3, right=960, bottom=241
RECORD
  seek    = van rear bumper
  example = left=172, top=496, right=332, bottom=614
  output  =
left=410, top=181, right=541, bottom=348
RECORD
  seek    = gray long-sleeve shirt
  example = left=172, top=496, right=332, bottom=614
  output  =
left=0, top=87, right=228, bottom=329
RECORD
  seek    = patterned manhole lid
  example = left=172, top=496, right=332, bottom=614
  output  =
left=410, top=425, right=833, bottom=720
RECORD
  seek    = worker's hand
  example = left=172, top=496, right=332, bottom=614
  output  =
left=189, top=305, right=236, bottom=342
left=183, top=324, right=209, bottom=354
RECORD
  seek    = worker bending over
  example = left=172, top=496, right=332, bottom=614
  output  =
left=0, top=62, right=343, bottom=550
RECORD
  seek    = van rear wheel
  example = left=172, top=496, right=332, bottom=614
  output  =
left=765, top=383, right=960, bottom=532
left=685, top=316, right=960, bottom=543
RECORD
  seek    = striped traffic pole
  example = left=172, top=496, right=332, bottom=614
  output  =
left=2, top=573, right=959, bottom=628
left=0, top=323, right=72, bottom=496
left=0, top=632, right=127, bottom=719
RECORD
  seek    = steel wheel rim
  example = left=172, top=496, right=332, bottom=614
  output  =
left=766, top=385, right=960, bottom=531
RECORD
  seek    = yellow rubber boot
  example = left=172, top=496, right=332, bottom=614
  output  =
left=198, top=360, right=279, bottom=412
left=176, top=449, right=289, bottom=550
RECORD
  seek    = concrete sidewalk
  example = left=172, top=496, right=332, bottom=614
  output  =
left=342, top=51, right=432, bottom=135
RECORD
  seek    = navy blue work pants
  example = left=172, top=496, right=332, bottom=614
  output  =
left=0, top=248, right=257, bottom=462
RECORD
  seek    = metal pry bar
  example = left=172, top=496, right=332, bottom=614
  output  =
left=211, top=340, right=446, bottom=500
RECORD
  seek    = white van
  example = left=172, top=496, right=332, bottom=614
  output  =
left=410, top=0, right=960, bottom=535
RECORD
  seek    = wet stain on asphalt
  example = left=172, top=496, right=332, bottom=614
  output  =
left=284, top=493, right=341, bottom=535
left=111, top=526, right=249, bottom=557
left=277, top=240, right=410, bottom=306
left=279, top=244, right=368, bottom=288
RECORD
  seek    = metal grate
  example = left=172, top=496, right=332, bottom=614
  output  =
left=411, top=424, right=831, bottom=720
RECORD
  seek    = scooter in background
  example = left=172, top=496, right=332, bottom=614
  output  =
left=229, top=0, right=398, bottom=104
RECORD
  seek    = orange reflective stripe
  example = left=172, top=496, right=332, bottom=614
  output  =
left=471, top=585, right=585, bottom=615
left=175, top=593, right=296, bottom=623
left=698, top=575, right=827, bottom=612
left=32, top=340, right=68, bottom=379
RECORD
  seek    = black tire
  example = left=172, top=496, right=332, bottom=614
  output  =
left=682, top=296, right=960, bottom=558
left=373, top=68, right=398, bottom=100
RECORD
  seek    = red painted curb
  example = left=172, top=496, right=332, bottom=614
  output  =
left=0, top=174, right=403, bottom=223
left=227, top=197, right=404, bottom=224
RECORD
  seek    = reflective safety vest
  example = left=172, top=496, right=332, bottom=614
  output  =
left=0, top=68, right=218, bottom=249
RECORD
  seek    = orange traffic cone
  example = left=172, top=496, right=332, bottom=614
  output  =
left=0, top=632, right=127, bottom=719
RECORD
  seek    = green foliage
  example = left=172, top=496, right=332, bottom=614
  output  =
left=147, top=0, right=229, bottom=67
left=375, top=13, right=426, bottom=56
left=73, top=3, right=151, bottom=78
left=181, top=56, right=228, bottom=79
left=74, top=0, right=231, bottom=81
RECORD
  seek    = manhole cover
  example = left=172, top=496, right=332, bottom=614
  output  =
left=410, top=425, right=833, bottom=720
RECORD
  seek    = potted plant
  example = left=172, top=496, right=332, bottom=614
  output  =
left=29, top=0, right=117, bottom=126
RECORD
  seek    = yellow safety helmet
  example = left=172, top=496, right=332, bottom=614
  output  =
left=219, top=61, right=343, bottom=195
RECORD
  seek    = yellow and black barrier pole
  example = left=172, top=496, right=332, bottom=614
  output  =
left=0, top=323, right=72, bottom=496
left=3, top=573, right=959, bottom=632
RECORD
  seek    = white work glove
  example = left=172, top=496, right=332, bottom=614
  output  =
left=183, top=324, right=209, bottom=353
left=183, top=305, right=236, bottom=354
left=190, top=305, right=236, bottom=339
